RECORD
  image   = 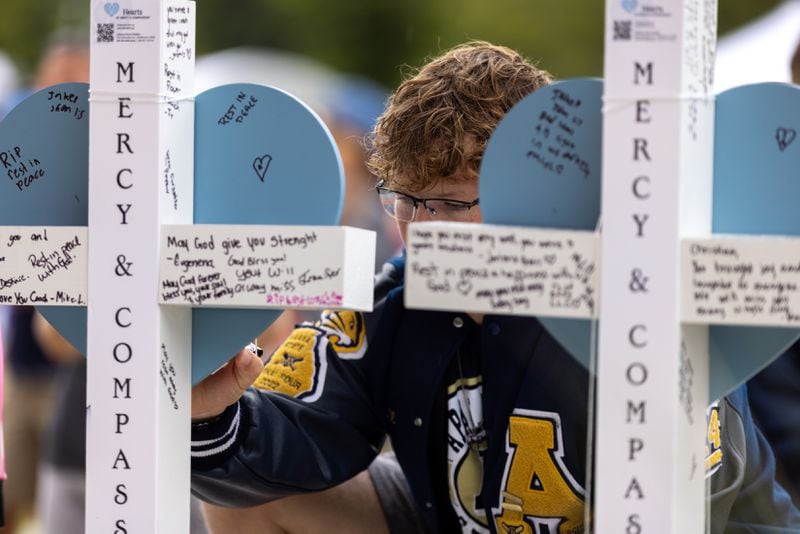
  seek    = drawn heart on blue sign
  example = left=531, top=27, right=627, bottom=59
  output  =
left=252, top=154, right=272, bottom=182
left=104, top=2, right=120, bottom=16
left=0, top=82, right=344, bottom=385
left=775, top=127, right=796, bottom=152
left=480, top=79, right=800, bottom=399
left=707, top=82, right=800, bottom=399
left=192, top=83, right=343, bottom=382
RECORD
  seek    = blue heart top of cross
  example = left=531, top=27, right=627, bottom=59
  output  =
left=1, top=78, right=798, bottom=397
left=0, top=82, right=343, bottom=382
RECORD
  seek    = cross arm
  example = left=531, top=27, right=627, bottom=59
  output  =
left=406, top=221, right=800, bottom=329
left=159, top=224, right=375, bottom=311
left=682, top=235, right=800, bottom=326
left=0, top=223, right=376, bottom=312
left=0, top=225, right=87, bottom=306
left=404, top=221, right=598, bottom=319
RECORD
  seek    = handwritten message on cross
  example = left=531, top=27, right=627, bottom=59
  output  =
left=406, top=0, right=800, bottom=532
left=0, top=1, right=374, bottom=532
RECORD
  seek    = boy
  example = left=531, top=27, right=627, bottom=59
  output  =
left=191, top=42, right=800, bottom=533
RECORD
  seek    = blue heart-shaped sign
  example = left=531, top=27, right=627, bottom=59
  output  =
left=481, top=79, right=800, bottom=399
left=481, top=78, right=602, bottom=372
left=104, top=2, right=120, bottom=16
left=192, top=83, right=343, bottom=382
left=707, top=83, right=800, bottom=398
left=0, top=83, right=90, bottom=353
left=0, top=82, right=343, bottom=385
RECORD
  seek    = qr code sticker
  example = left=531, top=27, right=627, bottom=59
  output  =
left=613, top=20, right=632, bottom=41
left=97, top=23, right=115, bottom=43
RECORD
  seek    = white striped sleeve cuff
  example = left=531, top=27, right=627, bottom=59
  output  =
left=191, top=402, right=244, bottom=470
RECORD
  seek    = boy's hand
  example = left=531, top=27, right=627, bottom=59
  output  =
left=191, top=348, right=265, bottom=422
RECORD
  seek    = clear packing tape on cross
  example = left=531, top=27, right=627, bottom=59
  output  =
left=0, top=225, right=375, bottom=311
left=405, top=222, right=800, bottom=328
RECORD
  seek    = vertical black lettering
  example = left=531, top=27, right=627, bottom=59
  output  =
left=627, top=400, right=646, bottom=423
left=116, top=134, right=134, bottom=154
left=113, top=378, right=132, bottom=399
left=114, top=484, right=128, bottom=505
left=115, top=519, right=128, bottom=534
left=113, top=343, right=133, bottom=364
left=627, top=514, right=642, bottom=534
left=112, top=449, right=131, bottom=470
left=628, top=325, right=648, bottom=348
left=635, top=100, right=651, bottom=123
left=633, top=138, right=651, bottom=161
left=634, top=62, right=653, bottom=85
left=633, top=214, right=649, bottom=237
left=115, top=413, right=129, bottom=434
left=629, top=438, right=644, bottom=460
left=624, top=477, right=645, bottom=499
left=116, top=169, right=133, bottom=190
left=117, top=204, right=132, bottom=225
left=118, top=97, right=133, bottom=118
left=117, top=62, right=134, bottom=83
left=632, top=176, right=651, bottom=199
left=115, top=307, right=132, bottom=328
left=626, top=363, right=648, bottom=386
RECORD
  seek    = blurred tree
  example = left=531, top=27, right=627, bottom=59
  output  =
left=0, top=0, right=86, bottom=84
left=0, top=0, right=786, bottom=87
left=0, top=2, right=59, bottom=79
left=195, top=0, right=782, bottom=85
left=195, top=0, right=444, bottom=86
left=418, top=1, right=606, bottom=79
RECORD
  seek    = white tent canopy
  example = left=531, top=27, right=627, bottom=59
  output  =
left=715, top=0, right=800, bottom=92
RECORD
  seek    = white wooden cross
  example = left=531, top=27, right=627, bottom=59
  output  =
left=0, top=1, right=375, bottom=532
left=406, top=0, right=800, bottom=532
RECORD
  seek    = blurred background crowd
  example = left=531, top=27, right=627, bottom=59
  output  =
left=0, top=1, right=798, bottom=533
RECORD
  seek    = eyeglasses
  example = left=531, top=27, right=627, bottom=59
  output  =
left=375, top=182, right=480, bottom=222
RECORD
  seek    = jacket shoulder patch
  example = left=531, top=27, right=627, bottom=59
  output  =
left=705, top=401, right=723, bottom=478
left=254, top=326, right=327, bottom=400
left=253, top=310, right=368, bottom=402
left=314, top=310, right=367, bottom=360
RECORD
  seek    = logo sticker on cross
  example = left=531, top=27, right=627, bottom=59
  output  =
left=405, top=1, right=800, bottom=532
left=0, top=1, right=374, bottom=532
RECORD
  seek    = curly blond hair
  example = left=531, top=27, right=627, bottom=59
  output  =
left=366, top=41, right=552, bottom=192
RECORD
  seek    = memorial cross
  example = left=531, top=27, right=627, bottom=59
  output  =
left=406, top=0, right=800, bottom=532
left=0, top=1, right=375, bottom=533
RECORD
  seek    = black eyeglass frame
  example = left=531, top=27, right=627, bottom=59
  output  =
left=374, top=182, right=480, bottom=222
